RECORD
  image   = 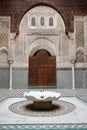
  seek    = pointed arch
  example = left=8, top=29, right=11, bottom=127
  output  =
left=0, top=47, right=8, bottom=54
left=28, top=38, right=56, bottom=56
left=76, top=47, right=85, bottom=62
left=0, top=47, right=8, bottom=64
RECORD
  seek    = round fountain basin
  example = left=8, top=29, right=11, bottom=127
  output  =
left=24, top=91, right=61, bottom=109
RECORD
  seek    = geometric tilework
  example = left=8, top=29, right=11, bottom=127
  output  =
left=9, top=99, right=76, bottom=117
left=0, top=68, right=87, bottom=89
left=57, top=70, right=72, bottom=89
left=0, top=90, right=87, bottom=129
left=12, top=69, right=28, bottom=89
left=0, top=88, right=87, bottom=99
left=75, top=70, right=86, bottom=88
left=12, top=69, right=73, bottom=89
left=0, top=94, right=87, bottom=129
left=0, top=17, right=10, bottom=48
left=0, top=124, right=87, bottom=130
left=0, top=68, right=9, bottom=88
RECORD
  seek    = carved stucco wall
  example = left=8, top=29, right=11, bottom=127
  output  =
left=0, top=17, right=10, bottom=66
left=74, top=16, right=86, bottom=62
left=0, top=6, right=87, bottom=89
left=0, top=17, right=10, bottom=88
left=9, top=6, right=74, bottom=67
left=0, top=6, right=87, bottom=68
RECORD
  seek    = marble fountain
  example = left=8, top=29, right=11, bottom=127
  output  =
left=24, top=91, right=61, bottom=110
left=9, top=90, right=76, bottom=117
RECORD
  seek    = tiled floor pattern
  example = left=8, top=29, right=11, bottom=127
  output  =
left=0, top=97, right=87, bottom=124
left=9, top=99, right=76, bottom=117
left=0, top=89, right=87, bottom=130
left=0, top=89, right=87, bottom=98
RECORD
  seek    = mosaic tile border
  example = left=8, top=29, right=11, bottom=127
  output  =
left=0, top=124, right=87, bottom=130
left=77, top=96, right=87, bottom=103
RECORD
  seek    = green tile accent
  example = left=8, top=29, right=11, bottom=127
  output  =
left=0, top=67, right=87, bottom=89
left=0, top=124, right=87, bottom=130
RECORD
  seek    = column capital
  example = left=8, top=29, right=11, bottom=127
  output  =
left=8, top=60, right=14, bottom=64
left=71, top=59, right=76, bottom=64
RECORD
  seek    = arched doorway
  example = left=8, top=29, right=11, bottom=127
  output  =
left=29, top=49, right=56, bottom=88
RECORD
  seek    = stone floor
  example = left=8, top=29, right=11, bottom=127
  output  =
left=0, top=89, right=87, bottom=130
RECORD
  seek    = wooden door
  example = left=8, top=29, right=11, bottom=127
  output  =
left=37, top=67, right=48, bottom=86
left=29, top=49, right=56, bottom=87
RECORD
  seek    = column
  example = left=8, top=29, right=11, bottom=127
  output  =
left=9, top=60, right=13, bottom=89
left=72, top=63, right=75, bottom=89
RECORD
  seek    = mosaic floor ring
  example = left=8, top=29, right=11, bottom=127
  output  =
left=9, top=100, right=76, bottom=117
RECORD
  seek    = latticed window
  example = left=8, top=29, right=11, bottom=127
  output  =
left=40, top=17, right=44, bottom=26
left=75, top=20, right=84, bottom=48
left=0, top=18, right=9, bottom=48
left=49, top=17, right=53, bottom=26
left=31, top=17, right=36, bottom=26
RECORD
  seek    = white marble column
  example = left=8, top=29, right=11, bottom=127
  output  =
left=72, top=64, right=75, bottom=89
left=9, top=61, right=13, bottom=89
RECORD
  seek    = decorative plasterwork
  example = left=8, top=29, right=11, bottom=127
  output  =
left=0, top=16, right=10, bottom=48
left=28, top=38, right=56, bottom=56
